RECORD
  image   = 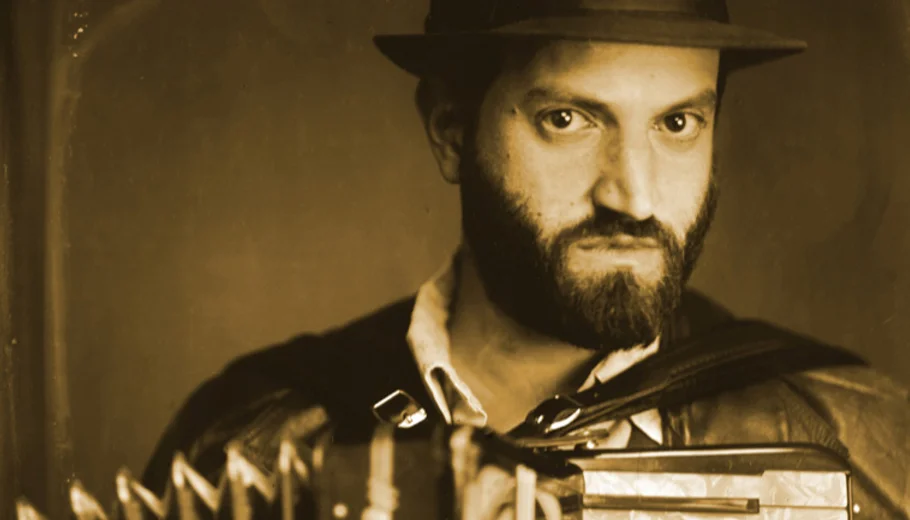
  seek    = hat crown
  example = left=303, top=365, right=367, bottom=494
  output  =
left=425, top=0, right=731, bottom=33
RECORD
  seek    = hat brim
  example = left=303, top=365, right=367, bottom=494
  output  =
left=374, top=12, right=807, bottom=77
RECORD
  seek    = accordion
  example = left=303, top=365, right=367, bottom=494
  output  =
left=15, top=424, right=855, bottom=519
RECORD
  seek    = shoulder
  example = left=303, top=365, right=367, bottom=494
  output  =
left=707, top=315, right=910, bottom=439
left=786, top=362, right=910, bottom=408
left=728, top=319, right=910, bottom=517
left=784, top=364, right=910, bottom=513
left=783, top=361, right=910, bottom=458
left=737, top=320, right=910, bottom=434
left=674, top=310, right=910, bottom=516
left=140, top=296, right=418, bottom=493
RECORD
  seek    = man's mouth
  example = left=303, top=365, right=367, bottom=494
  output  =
left=573, top=234, right=661, bottom=251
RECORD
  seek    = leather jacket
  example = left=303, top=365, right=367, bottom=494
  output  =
left=141, top=291, right=910, bottom=518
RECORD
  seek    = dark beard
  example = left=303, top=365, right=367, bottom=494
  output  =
left=459, top=145, right=718, bottom=353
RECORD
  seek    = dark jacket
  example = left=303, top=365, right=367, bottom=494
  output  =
left=142, top=291, right=910, bottom=518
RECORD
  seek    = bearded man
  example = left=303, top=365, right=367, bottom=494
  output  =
left=142, top=0, right=910, bottom=516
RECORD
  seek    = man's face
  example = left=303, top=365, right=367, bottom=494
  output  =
left=458, top=41, right=720, bottom=352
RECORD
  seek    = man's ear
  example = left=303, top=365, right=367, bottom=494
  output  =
left=417, top=81, right=466, bottom=185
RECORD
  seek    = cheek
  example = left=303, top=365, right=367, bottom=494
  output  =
left=652, top=139, right=713, bottom=240
left=475, top=111, right=599, bottom=237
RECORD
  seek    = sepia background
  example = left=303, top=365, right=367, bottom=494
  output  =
left=3, top=0, right=910, bottom=514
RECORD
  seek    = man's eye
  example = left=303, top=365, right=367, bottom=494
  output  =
left=539, top=109, right=593, bottom=134
left=657, top=112, right=706, bottom=140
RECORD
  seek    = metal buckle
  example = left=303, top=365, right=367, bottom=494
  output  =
left=526, top=394, right=583, bottom=435
left=372, top=390, right=428, bottom=429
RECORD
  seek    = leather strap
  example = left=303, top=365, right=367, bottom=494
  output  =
left=511, top=319, right=867, bottom=441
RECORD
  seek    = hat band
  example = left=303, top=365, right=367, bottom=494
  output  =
left=427, top=0, right=710, bottom=33
left=567, top=0, right=700, bottom=15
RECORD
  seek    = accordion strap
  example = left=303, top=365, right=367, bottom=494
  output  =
left=511, top=319, right=867, bottom=441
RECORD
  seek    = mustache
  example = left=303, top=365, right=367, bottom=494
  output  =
left=555, top=207, right=678, bottom=249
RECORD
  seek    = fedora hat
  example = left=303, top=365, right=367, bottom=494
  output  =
left=374, top=0, right=807, bottom=77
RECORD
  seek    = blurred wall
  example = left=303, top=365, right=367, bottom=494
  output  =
left=63, top=0, right=910, bottom=505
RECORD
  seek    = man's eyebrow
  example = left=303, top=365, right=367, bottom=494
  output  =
left=522, top=86, right=718, bottom=117
left=522, top=87, right=616, bottom=120
left=659, top=88, right=718, bottom=114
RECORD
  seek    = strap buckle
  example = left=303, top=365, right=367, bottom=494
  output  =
left=525, top=394, right=583, bottom=436
left=372, top=390, right=428, bottom=429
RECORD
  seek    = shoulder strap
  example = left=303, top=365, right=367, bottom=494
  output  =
left=512, top=319, right=867, bottom=440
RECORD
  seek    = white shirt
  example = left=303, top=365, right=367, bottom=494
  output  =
left=404, top=252, right=664, bottom=447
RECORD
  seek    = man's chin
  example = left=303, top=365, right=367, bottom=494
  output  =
left=552, top=268, right=668, bottom=349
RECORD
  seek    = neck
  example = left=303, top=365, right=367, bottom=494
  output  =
left=447, top=246, right=601, bottom=430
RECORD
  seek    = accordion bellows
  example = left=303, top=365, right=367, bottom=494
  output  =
left=14, top=425, right=855, bottom=519
left=16, top=436, right=314, bottom=520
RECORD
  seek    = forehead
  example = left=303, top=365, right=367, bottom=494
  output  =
left=495, top=40, right=721, bottom=104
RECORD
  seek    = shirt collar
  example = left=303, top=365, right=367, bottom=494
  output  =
left=405, top=251, right=662, bottom=441
left=405, top=252, right=488, bottom=426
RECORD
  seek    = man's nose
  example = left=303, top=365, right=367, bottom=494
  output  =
left=591, top=131, right=656, bottom=221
